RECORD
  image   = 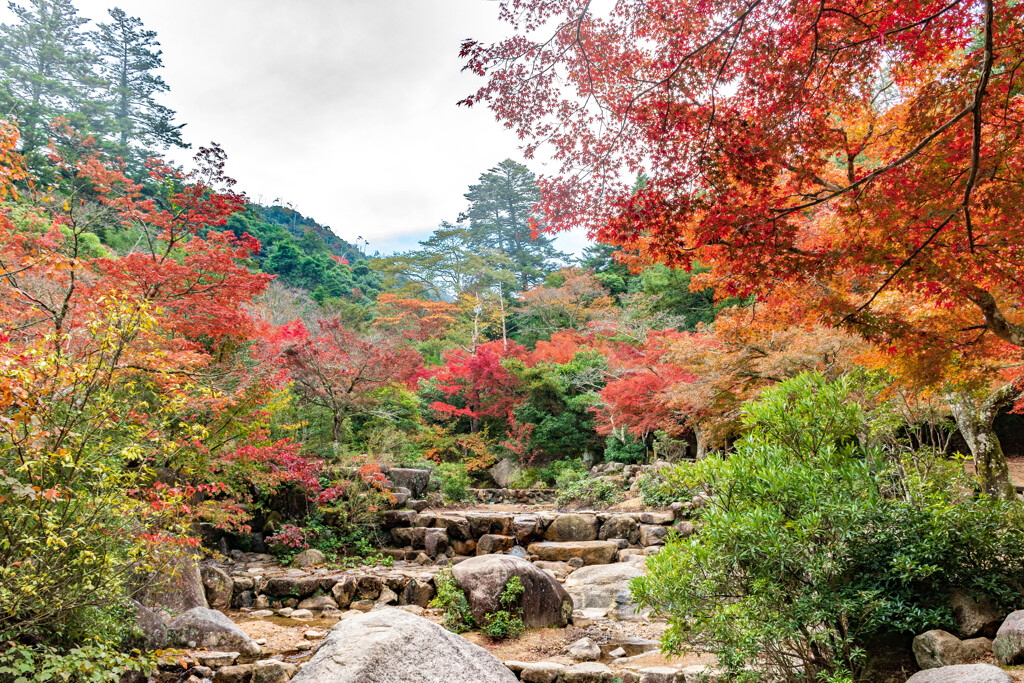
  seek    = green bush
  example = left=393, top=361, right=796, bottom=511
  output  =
left=430, top=569, right=475, bottom=633
left=514, top=457, right=586, bottom=488
left=432, top=463, right=472, bottom=503
left=482, top=576, right=525, bottom=641
left=604, top=433, right=647, bottom=464
left=635, top=466, right=694, bottom=507
left=630, top=372, right=1024, bottom=683
left=556, top=477, right=623, bottom=508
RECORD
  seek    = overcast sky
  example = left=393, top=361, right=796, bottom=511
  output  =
left=4, top=0, right=590, bottom=255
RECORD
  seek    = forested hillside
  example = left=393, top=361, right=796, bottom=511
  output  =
left=4, top=1, right=1024, bottom=682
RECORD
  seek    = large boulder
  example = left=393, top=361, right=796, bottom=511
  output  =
left=452, top=554, right=573, bottom=628
left=905, top=664, right=1012, bottom=683
left=125, top=599, right=168, bottom=651
left=201, top=565, right=233, bottom=610
left=528, top=541, right=618, bottom=565
left=912, top=629, right=993, bottom=669
left=168, top=607, right=260, bottom=658
left=289, top=608, right=518, bottom=682
left=952, top=590, right=1004, bottom=639
left=387, top=468, right=431, bottom=498
left=563, top=560, right=647, bottom=620
left=993, top=609, right=1024, bottom=665
left=490, top=458, right=524, bottom=488
left=598, top=515, right=639, bottom=544
left=545, top=514, right=598, bottom=542
left=137, top=551, right=209, bottom=614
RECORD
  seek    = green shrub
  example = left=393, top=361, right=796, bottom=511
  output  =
left=482, top=576, right=525, bottom=641
left=604, top=433, right=647, bottom=464
left=432, top=463, right=472, bottom=503
left=556, top=477, right=623, bottom=508
left=514, top=457, right=586, bottom=488
left=631, top=372, right=1024, bottom=683
left=635, top=466, right=694, bottom=507
left=430, top=569, right=475, bottom=633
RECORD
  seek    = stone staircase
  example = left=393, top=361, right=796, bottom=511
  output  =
left=378, top=506, right=699, bottom=567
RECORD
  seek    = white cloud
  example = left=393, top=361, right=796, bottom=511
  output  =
left=5, top=0, right=594, bottom=254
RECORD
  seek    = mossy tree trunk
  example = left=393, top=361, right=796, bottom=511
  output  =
left=949, top=384, right=1020, bottom=500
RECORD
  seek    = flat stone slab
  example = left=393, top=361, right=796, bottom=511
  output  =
left=528, top=541, right=619, bottom=565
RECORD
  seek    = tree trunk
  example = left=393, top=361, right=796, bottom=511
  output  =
left=694, top=425, right=708, bottom=460
left=331, top=411, right=344, bottom=443
left=949, top=384, right=1020, bottom=500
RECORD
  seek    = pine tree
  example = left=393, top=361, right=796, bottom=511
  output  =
left=92, top=7, right=185, bottom=155
left=460, top=159, right=569, bottom=291
left=0, top=0, right=101, bottom=153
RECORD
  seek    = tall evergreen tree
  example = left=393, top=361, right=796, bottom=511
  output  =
left=0, top=0, right=101, bottom=153
left=92, top=7, right=185, bottom=153
left=461, top=159, right=568, bottom=291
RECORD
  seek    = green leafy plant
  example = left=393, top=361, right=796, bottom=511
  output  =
left=631, top=372, right=1024, bottom=683
left=430, top=569, right=475, bottom=633
left=604, top=433, right=647, bottom=464
left=556, top=477, right=623, bottom=508
left=482, top=576, right=526, bottom=641
left=432, top=462, right=473, bottom=503
left=635, top=467, right=693, bottom=508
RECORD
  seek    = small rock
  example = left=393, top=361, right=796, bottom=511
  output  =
left=504, top=661, right=530, bottom=674
left=905, top=663, right=1011, bottom=683
left=289, top=609, right=314, bottom=620
left=914, top=630, right=967, bottom=669
left=638, top=524, right=668, bottom=546
left=561, top=662, right=613, bottom=683
left=277, top=607, right=293, bottom=617
left=195, top=651, right=240, bottom=668
left=680, top=665, right=721, bottom=682
left=252, top=659, right=297, bottom=683
left=350, top=599, right=375, bottom=612
left=212, top=664, right=255, bottom=683
left=291, top=549, right=325, bottom=568
left=296, top=595, right=337, bottom=611
left=609, top=647, right=626, bottom=658
left=521, top=661, right=565, bottom=683
left=377, top=586, right=399, bottom=605
left=639, top=667, right=682, bottom=683
left=294, top=640, right=313, bottom=651
left=568, top=636, right=602, bottom=662
left=250, top=609, right=274, bottom=618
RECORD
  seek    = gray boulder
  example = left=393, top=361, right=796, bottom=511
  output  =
left=289, top=608, right=517, bottom=682
left=994, top=609, right=1024, bottom=665
left=201, top=565, right=233, bottom=610
left=292, top=549, right=326, bottom=567
left=125, top=599, right=168, bottom=651
left=545, top=514, right=597, bottom=542
left=490, top=458, right=524, bottom=488
left=568, top=637, right=601, bottom=661
left=168, top=607, right=261, bottom=657
left=387, top=468, right=431, bottom=497
left=906, top=664, right=1011, bottom=683
left=952, top=590, right=1004, bottom=639
left=137, top=551, right=208, bottom=614
left=563, top=559, right=647, bottom=620
left=452, top=554, right=573, bottom=628
left=598, top=515, right=639, bottom=544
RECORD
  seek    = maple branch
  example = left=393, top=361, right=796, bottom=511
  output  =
left=782, top=162, right=843, bottom=192
left=965, top=288, right=1024, bottom=348
left=848, top=211, right=957, bottom=316
left=962, top=0, right=995, bottom=253
left=771, top=104, right=975, bottom=219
